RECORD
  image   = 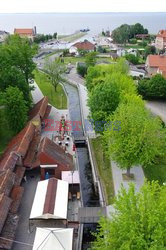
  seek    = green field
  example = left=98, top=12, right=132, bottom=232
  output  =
left=90, top=137, right=115, bottom=204
left=144, top=155, right=166, bottom=185
left=0, top=109, right=14, bottom=155
left=34, top=70, right=67, bottom=109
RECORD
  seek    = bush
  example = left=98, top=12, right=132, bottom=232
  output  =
left=125, top=54, right=139, bottom=65
left=129, top=38, right=137, bottom=44
left=138, top=74, right=166, bottom=100
left=77, top=63, right=87, bottom=77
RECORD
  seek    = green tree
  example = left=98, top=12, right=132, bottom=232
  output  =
left=85, top=51, right=97, bottom=68
left=44, top=58, right=66, bottom=92
left=77, top=63, right=87, bottom=77
left=91, top=181, right=166, bottom=250
left=125, top=53, right=139, bottom=65
left=138, top=74, right=166, bottom=100
left=88, top=80, right=120, bottom=132
left=104, top=94, right=165, bottom=176
left=5, top=35, right=37, bottom=84
left=86, top=58, right=129, bottom=91
left=3, top=87, right=28, bottom=133
left=88, top=73, right=136, bottom=132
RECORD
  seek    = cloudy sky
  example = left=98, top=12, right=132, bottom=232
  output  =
left=1, top=0, right=166, bottom=13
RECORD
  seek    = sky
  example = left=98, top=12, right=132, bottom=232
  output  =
left=1, top=0, right=166, bottom=13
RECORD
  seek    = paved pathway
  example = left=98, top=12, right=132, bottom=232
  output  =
left=111, top=161, right=145, bottom=195
left=146, top=100, right=166, bottom=124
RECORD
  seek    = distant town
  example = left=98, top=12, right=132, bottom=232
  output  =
left=0, top=21, right=166, bottom=250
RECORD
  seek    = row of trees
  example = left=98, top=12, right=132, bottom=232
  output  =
left=86, top=59, right=166, bottom=250
left=0, top=35, right=37, bottom=132
left=86, top=59, right=165, bottom=176
left=34, top=33, right=57, bottom=43
left=112, top=23, right=148, bottom=44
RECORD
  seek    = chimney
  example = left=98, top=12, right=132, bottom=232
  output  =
left=34, top=26, right=37, bottom=35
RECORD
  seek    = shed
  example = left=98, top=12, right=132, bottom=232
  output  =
left=30, top=178, right=69, bottom=220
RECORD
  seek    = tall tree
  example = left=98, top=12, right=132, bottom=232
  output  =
left=91, top=181, right=166, bottom=250
left=44, top=58, right=66, bottom=92
left=85, top=51, right=97, bottom=68
left=5, top=34, right=37, bottom=84
left=3, top=87, right=28, bottom=133
left=88, top=72, right=136, bottom=132
left=104, top=94, right=165, bottom=176
left=86, top=58, right=129, bottom=91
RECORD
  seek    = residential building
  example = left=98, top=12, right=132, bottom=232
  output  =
left=146, top=54, right=166, bottom=77
left=0, top=30, right=9, bottom=43
left=69, top=40, right=95, bottom=55
left=14, top=27, right=37, bottom=41
left=155, top=30, right=166, bottom=50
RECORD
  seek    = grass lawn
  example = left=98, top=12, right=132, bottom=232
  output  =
left=64, top=56, right=113, bottom=66
left=0, top=109, right=15, bottom=155
left=144, top=155, right=166, bottom=185
left=34, top=70, right=67, bottom=109
left=90, top=136, right=114, bottom=204
left=124, top=44, right=146, bottom=49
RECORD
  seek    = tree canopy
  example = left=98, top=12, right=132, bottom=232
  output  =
left=3, top=86, right=28, bottom=133
left=112, top=23, right=148, bottom=44
left=104, top=94, right=165, bottom=174
left=86, top=58, right=129, bottom=91
left=138, top=74, right=166, bottom=100
left=44, top=58, right=66, bottom=91
left=91, top=181, right=166, bottom=250
left=0, top=35, right=37, bottom=107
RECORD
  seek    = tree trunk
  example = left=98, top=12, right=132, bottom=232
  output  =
left=126, top=167, right=131, bottom=177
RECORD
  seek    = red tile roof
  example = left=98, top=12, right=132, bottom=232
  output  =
left=2, top=122, right=35, bottom=158
left=29, top=96, right=51, bottom=121
left=14, top=28, right=34, bottom=35
left=14, top=166, right=26, bottom=186
left=73, top=40, right=95, bottom=51
left=156, top=30, right=166, bottom=38
left=0, top=212, right=19, bottom=250
left=0, top=152, right=19, bottom=172
left=0, top=194, right=12, bottom=234
left=38, top=137, right=73, bottom=170
left=0, top=169, right=15, bottom=196
left=10, top=186, right=24, bottom=214
left=148, top=55, right=166, bottom=68
left=23, top=133, right=41, bottom=168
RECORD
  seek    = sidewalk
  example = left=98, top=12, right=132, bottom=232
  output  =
left=111, top=161, right=145, bottom=195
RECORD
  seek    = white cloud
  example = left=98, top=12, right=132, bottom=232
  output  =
left=1, top=0, right=166, bottom=13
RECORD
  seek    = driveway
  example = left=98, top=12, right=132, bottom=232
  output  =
left=146, top=100, right=166, bottom=124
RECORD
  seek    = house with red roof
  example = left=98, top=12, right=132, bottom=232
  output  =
left=145, top=54, right=166, bottom=77
left=69, top=40, right=95, bottom=55
left=14, top=27, right=37, bottom=41
left=155, top=30, right=166, bottom=50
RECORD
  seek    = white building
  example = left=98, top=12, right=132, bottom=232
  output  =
left=0, top=31, right=9, bottom=43
left=33, top=227, right=73, bottom=250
